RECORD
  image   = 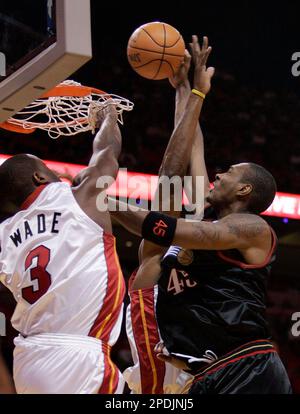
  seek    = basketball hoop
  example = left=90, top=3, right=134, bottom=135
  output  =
left=0, top=80, right=134, bottom=139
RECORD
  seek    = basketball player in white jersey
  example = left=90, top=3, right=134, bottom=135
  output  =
left=123, top=37, right=212, bottom=394
left=0, top=105, right=126, bottom=394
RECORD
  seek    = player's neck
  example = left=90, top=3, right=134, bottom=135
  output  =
left=216, top=203, right=250, bottom=219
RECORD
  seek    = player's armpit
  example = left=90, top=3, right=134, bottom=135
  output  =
left=72, top=166, right=93, bottom=187
left=73, top=148, right=118, bottom=201
left=90, top=147, right=119, bottom=183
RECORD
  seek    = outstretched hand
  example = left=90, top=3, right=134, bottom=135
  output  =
left=190, top=35, right=215, bottom=95
left=169, top=49, right=192, bottom=89
left=154, top=341, right=191, bottom=371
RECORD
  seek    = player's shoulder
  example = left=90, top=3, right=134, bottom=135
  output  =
left=220, top=213, right=271, bottom=238
left=221, top=212, right=267, bottom=223
left=48, top=181, right=73, bottom=195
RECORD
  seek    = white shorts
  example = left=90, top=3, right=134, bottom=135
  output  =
left=13, top=333, right=125, bottom=394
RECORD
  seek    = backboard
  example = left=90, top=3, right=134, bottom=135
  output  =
left=0, top=0, right=92, bottom=123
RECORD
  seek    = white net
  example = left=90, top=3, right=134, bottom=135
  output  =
left=3, top=80, right=134, bottom=139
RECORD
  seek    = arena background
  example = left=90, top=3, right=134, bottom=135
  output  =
left=0, top=1, right=299, bottom=393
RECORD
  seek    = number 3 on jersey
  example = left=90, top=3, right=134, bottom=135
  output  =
left=22, top=245, right=52, bottom=304
left=167, top=270, right=197, bottom=295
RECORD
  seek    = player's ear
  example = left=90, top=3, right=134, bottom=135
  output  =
left=237, top=183, right=252, bottom=197
left=32, top=171, right=50, bottom=185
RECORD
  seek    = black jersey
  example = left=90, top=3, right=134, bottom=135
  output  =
left=156, top=223, right=277, bottom=363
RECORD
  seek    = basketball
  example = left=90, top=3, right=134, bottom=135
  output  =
left=127, top=22, right=185, bottom=80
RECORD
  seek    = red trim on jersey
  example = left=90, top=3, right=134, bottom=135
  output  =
left=130, top=278, right=166, bottom=394
left=97, top=343, right=119, bottom=394
left=193, top=349, right=277, bottom=383
left=20, top=184, right=48, bottom=210
left=216, top=339, right=274, bottom=359
left=217, top=227, right=277, bottom=269
left=88, top=233, right=125, bottom=342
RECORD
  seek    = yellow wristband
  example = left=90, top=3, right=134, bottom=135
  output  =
left=192, top=89, right=206, bottom=100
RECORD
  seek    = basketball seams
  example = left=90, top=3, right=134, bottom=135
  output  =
left=153, top=23, right=166, bottom=79
left=161, top=59, right=175, bottom=77
left=141, top=25, right=182, bottom=49
left=135, top=60, right=175, bottom=79
left=132, top=59, right=166, bottom=70
left=141, top=26, right=165, bottom=48
left=165, top=34, right=183, bottom=48
left=127, top=45, right=184, bottom=58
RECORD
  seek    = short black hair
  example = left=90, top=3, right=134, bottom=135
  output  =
left=0, top=154, right=39, bottom=206
left=241, top=163, right=277, bottom=214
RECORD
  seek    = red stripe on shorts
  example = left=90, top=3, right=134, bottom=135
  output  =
left=130, top=283, right=166, bottom=394
left=97, top=343, right=119, bottom=394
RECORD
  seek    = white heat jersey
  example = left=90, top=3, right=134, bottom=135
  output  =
left=0, top=182, right=125, bottom=344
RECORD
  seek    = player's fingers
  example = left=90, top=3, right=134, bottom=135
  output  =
left=202, top=36, right=208, bottom=51
left=202, top=46, right=212, bottom=66
left=157, top=354, right=190, bottom=370
left=184, top=49, right=191, bottom=58
left=184, top=49, right=192, bottom=62
left=184, top=49, right=192, bottom=70
left=154, top=341, right=165, bottom=353
left=189, top=42, right=195, bottom=60
left=156, top=353, right=169, bottom=362
left=192, top=35, right=200, bottom=55
left=156, top=354, right=177, bottom=365
left=207, top=66, right=215, bottom=79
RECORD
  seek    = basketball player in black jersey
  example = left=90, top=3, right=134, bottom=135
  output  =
left=111, top=36, right=292, bottom=394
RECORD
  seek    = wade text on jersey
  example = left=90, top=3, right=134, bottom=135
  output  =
left=9, top=212, right=62, bottom=248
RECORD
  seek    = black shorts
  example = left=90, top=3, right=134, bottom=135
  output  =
left=189, top=340, right=292, bottom=394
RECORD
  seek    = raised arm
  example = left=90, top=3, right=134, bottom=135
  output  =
left=72, top=105, right=122, bottom=232
left=186, top=125, right=211, bottom=215
left=157, top=37, right=214, bottom=182
left=73, top=104, right=121, bottom=187
left=171, top=36, right=211, bottom=211
left=134, top=51, right=195, bottom=289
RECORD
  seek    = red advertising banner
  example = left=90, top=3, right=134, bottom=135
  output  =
left=1, top=154, right=299, bottom=220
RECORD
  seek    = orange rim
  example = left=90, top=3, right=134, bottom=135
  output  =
left=41, top=84, right=107, bottom=98
left=0, top=121, right=36, bottom=134
left=0, top=83, right=110, bottom=135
